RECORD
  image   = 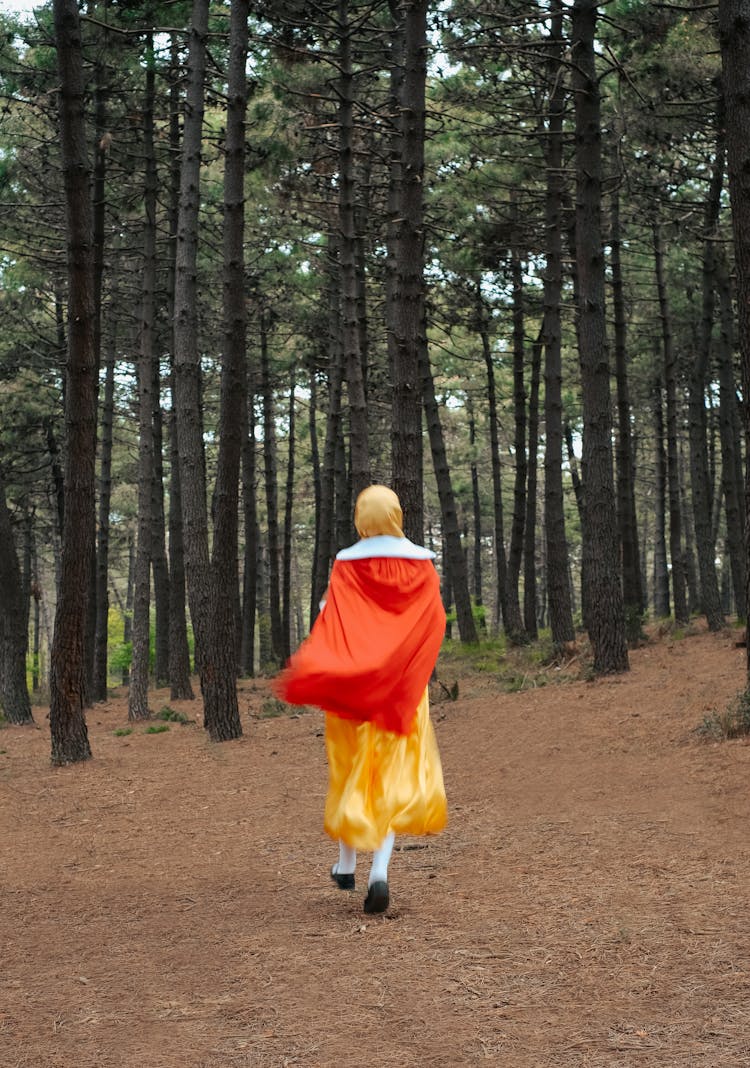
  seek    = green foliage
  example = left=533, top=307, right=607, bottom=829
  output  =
left=155, top=706, right=191, bottom=724
left=108, top=640, right=132, bottom=678
left=440, top=635, right=506, bottom=673
left=438, top=630, right=573, bottom=693
left=696, top=691, right=750, bottom=742
left=113, top=727, right=133, bottom=737
left=624, top=606, right=647, bottom=646
left=144, top=724, right=170, bottom=735
left=260, top=696, right=290, bottom=719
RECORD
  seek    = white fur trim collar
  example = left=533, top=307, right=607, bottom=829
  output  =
left=336, top=535, right=436, bottom=561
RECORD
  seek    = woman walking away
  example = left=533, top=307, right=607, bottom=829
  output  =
left=274, top=485, right=447, bottom=914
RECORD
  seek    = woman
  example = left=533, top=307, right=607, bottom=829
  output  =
left=275, top=485, right=447, bottom=913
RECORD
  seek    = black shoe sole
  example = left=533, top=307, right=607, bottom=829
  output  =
left=363, top=880, right=389, bottom=914
left=330, top=866, right=355, bottom=891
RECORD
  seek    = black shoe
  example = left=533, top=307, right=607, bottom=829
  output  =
left=363, top=880, right=389, bottom=914
left=330, top=865, right=355, bottom=891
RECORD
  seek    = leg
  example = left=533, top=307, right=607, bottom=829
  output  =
left=331, top=839, right=356, bottom=890
left=364, top=831, right=394, bottom=914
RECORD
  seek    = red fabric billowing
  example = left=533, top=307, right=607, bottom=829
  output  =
left=274, top=556, right=445, bottom=735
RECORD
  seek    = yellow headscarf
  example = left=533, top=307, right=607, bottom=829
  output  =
left=354, top=485, right=405, bottom=539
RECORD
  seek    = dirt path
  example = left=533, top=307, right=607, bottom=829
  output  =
left=2, top=627, right=750, bottom=1067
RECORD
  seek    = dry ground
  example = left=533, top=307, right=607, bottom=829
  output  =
left=2, top=625, right=750, bottom=1067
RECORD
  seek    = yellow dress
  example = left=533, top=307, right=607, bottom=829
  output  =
left=324, top=689, right=447, bottom=851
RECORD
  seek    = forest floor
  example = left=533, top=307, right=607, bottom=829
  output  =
left=2, top=622, right=750, bottom=1067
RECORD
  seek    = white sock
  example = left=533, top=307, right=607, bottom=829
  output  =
left=333, top=840, right=356, bottom=876
left=368, top=832, right=395, bottom=887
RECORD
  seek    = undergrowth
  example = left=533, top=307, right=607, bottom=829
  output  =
left=155, top=706, right=192, bottom=724
left=696, top=690, right=750, bottom=742
left=438, top=630, right=581, bottom=693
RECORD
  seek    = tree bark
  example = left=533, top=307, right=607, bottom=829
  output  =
left=128, top=38, right=158, bottom=723
left=84, top=26, right=108, bottom=704
left=203, top=0, right=250, bottom=740
left=240, top=379, right=258, bottom=676
left=609, top=176, right=644, bottom=634
left=49, top=0, right=95, bottom=763
left=524, top=335, right=542, bottom=640
left=151, top=355, right=171, bottom=688
left=505, top=236, right=528, bottom=643
left=93, top=326, right=115, bottom=701
left=388, top=0, right=427, bottom=541
left=166, top=36, right=193, bottom=702
left=477, top=286, right=510, bottom=634
left=467, top=394, right=483, bottom=609
left=173, top=0, right=243, bottom=736
left=653, top=222, right=689, bottom=623
left=717, top=248, right=747, bottom=618
left=652, top=366, right=671, bottom=618
left=311, top=234, right=346, bottom=621
left=420, top=348, right=478, bottom=644
left=688, top=109, right=726, bottom=630
left=0, top=471, right=33, bottom=724
left=571, top=0, right=628, bottom=673
left=719, top=0, right=750, bottom=661
left=260, top=310, right=284, bottom=666
left=542, top=0, right=575, bottom=650
left=337, top=0, right=370, bottom=501
left=282, top=373, right=296, bottom=661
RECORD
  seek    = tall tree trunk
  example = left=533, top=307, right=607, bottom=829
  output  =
left=31, top=540, right=41, bottom=694
left=717, top=249, right=747, bottom=618
left=688, top=111, right=726, bottom=630
left=652, top=366, right=671, bottom=618
left=128, top=37, right=158, bottom=723
left=240, top=380, right=258, bottom=676
left=337, top=0, right=370, bottom=501
left=563, top=420, right=586, bottom=626
left=467, top=394, right=483, bottom=609
left=680, top=445, right=701, bottom=615
left=311, top=234, right=346, bottom=620
left=719, top=0, right=750, bottom=665
left=84, top=23, right=108, bottom=703
left=203, top=0, right=249, bottom=740
left=173, top=0, right=219, bottom=724
left=260, top=311, right=284, bottom=666
left=523, top=335, right=542, bottom=640
left=256, top=530, right=273, bottom=670
left=571, top=0, right=628, bottom=673
left=93, top=325, right=115, bottom=700
left=542, top=0, right=575, bottom=650
left=477, top=286, right=510, bottom=634
left=49, top=0, right=95, bottom=763
left=308, top=363, right=322, bottom=628
left=166, top=36, right=193, bottom=702
left=151, top=368, right=170, bottom=686
left=653, top=222, right=689, bottom=624
left=0, top=472, right=33, bottom=724
left=505, top=238, right=528, bottom=642
left=609, top=176, right=644, bottom=634
left=388, top=0, right=427, bottom=541
left=282, top=373, right=296, bottom=662
left=420, top=348, right=478, bottom=644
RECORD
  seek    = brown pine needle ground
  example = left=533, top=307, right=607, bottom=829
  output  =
left=2, top=624, right=749, bottom=1067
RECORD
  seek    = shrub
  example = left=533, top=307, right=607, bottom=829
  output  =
left=696, top=690, right=750, bottom=741
left=155, top=706, right=191, bottom=724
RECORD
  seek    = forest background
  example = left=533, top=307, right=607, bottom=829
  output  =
left=2, top=0, right=750, bottom=765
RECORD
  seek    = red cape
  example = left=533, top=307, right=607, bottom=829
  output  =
left=274, top=556, right=445, bottom=735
